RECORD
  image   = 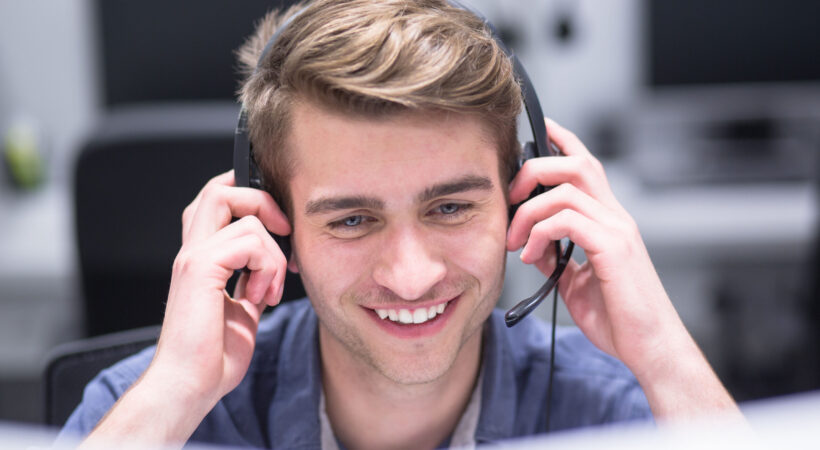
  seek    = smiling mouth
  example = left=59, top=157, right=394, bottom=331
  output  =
left=373, top=301, right=450, bottom=325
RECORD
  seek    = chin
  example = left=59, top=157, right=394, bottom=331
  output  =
left=367, top=313, right=488, bottom=386
left=369, top=348, right=462, bottom=386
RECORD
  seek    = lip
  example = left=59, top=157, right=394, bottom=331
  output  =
left=364, top=295, right=460, bottom=339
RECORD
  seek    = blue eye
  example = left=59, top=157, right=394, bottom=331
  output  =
left=342, top=215, right=363, bottom=227
left=327, top=214, right=375, bottom=238
left=439, top=203, right=460, bottom=214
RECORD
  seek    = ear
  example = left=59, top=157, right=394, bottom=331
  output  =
left=287, top=251, right=299, bottom=273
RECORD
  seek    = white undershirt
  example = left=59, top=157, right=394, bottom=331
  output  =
left=319, top=368, right=484, bottom=450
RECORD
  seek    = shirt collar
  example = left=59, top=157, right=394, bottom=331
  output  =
left=263, top=305, right=519, bottom=448
left=474, top=310, right=521, bottom=443
left=267, top=305, right=324, bottom=450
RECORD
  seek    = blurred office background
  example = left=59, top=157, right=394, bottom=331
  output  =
left=0, top=0, right=817, bottom=426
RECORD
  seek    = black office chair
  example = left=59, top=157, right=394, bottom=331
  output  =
left=74, top=103, right=305, bottom=337
left=43, top=326, right=161, bottom=426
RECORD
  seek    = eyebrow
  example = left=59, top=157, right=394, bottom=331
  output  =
left=304, top=174, right=494, bottom=216
left=305, top=195, right=385, bottom=215
left=417, top=175, right=494, bottom=203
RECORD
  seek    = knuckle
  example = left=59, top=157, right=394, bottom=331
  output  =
left=555, top=208, right=575, bottom=223
left=275, top=245, right=288, bottom=263
left=552, top=182, right=573, bottom=199
left=516, top=159, right=533, bottom=180
left=172, top=249, right=194, bottom=274
left=590, top=156, right=605, bottom=174
left=201, top=183, right=226, bottom=203
left=579, top=155, right=597, bottom=173
left=246, top=231, right=265, bottom=247
left=521, top=157, right=544, bottom=179
left=624, top=216, right=641, bottom=239
left=609, top=218, right=639, bottom=251
left=611, top=231, right=632, bottom=255
left=181, top=205, right=192, bottom=225
left=532, top=219, right=553, bottom=235
left=237, top=214, right=263, bottom=229
left=516, top=195, right=535, bottom=218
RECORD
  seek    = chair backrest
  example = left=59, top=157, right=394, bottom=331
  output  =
left=43, top=326, right=161, bottom=427
left=74, top=103, right=305, bottom=336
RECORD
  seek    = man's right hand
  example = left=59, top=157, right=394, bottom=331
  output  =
left=81, top=170, right=291, bottom=447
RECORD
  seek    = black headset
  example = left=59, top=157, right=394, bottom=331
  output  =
left=234, top=0, right=573, bottom=388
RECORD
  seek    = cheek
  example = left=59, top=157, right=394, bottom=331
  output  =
left=293, top=231, right=375, bottom=298
left=439, top=213, right=509, bottom=282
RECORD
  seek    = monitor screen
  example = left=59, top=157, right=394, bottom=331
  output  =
left=647, top=0, right=820, bottom=87
left=96, top=0, right=297, bottom=106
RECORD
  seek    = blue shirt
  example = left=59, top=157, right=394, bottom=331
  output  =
left=59, top=299, right=651, bottom=448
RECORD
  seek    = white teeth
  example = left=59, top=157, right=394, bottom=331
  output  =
left=377, top=301, right=450, bottom=325
left=398, top=309, right=414, bottom=324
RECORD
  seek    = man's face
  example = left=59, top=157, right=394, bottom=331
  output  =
left=287, top=101, right=509, bottom=385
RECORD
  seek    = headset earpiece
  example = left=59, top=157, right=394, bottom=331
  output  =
left=234, top=107, right=292, bottom=260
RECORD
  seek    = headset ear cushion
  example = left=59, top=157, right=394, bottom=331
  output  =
left=508, top=141, right=543, bottom=222
left=274, top=234, right=292, bottom=262
left=522, top=141, right=539, bottom=162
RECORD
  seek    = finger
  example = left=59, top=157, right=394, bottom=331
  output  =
left=185, top=218, right=278, bottom=274
left=224, top=290, right=267, bottom=340
left=527, top=239, right=559, bottom=273
left=233, top=270, right=250, bottom=299
left=206, top=217, right=289, bottom=283
left=519, top=209, right=612, bottom=265
left=534, top=247, right=580, bottom=281
left=186, top=183, right=290, bottom=243
left=183, top=170, right=237, bottom=239
left=201, top=233, right=280, bottom=304
left=276, top=278, right=285, bottom=304
left=232, top=273, right=274, bottom=314
left=508, top=156, right=618, bottom=210
left=191, top=171, right=237, bottom=210
left=265, top=254, right=287, bottom=307
left=244, top=263, right=276, bottom=305
left=211, top=216, right=288, bottom=304
left=262, top=280, right=281, bottom=308
left=545, top=117, right=593, bottom=158
left=228, top=274, right=269, bottom=323
left=507, top=183, right=618, bottom=251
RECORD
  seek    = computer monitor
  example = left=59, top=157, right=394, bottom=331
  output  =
left=646, top=0, right=820, bottom=89
left=95, top=0, right=297, bottom=106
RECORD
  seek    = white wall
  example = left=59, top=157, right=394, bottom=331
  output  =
left=0, top=0, right=98, bottom=186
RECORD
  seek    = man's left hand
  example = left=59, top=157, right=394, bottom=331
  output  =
left=507, top=118, right=740, bottom=420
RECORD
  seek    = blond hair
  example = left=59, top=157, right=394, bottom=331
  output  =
left=237, top=0, right=522, bottom=214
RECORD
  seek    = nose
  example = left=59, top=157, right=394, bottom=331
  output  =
left=371, top=225, right=447, bottom=301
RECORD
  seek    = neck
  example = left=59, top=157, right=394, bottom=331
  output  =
left=319, top=325, right=483, bottom=450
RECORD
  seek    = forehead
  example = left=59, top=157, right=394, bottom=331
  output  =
left=286, top=101, right=503, bottom=205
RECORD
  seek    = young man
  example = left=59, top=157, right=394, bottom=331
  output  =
left=62, top=1, right=739, bottom=448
